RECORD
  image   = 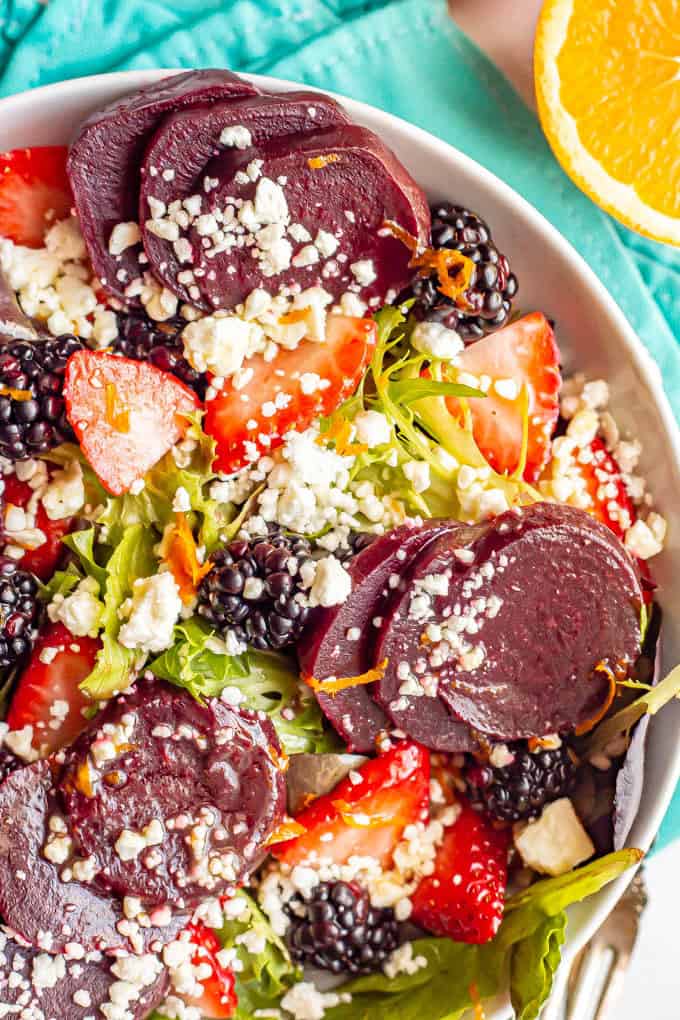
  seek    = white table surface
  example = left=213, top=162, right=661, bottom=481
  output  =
left=448, top=3, right=680, bottom=1014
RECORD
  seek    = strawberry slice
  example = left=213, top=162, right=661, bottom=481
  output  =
left=6, top=622, right=99, bottom=753
left=553, top=436, right=635, bottom=539
left=411, top=799, right=509, bottom=944
left=205, top=314, right=376, bottom=475
left=64, top=350, right=199, bottom=495
left=446, top=312, right=561, bottom=482
left=181, top=922, right=237, bottom=1019
left=0, top=146, right=72, bottom=248
left=2, top=474, right=74, bottom=581
left=272, top=741, right=429, bottom=868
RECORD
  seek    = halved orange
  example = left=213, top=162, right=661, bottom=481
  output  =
left=535, top=0, right=680, bottom=246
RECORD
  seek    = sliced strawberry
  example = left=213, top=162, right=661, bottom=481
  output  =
left=64, top=350, right=199, bottom=495
left=410, top=799, right=509, bottom=944
left=558, top=436, right=634, bottom=539
left=0, top=146, right=72, bottom=248
left=272, top=741, right=429, bottom=868
left=205, top=314, right=377, bottom=474
left=181, top=922, right=237, bottom=1019
left=6, top=622, right=99, bottom=753
left=446, top=312, right=561, bottom=482
left=2, top=474, right=74, bottom=581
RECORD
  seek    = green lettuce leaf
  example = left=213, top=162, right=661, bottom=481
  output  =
left=149, top=621, right=337, bottom=755
left=97, top=417, right=230, bottom=552
left=62, top=527, right=108, bottom=589
left=80, top=523, right=158, bottom=699
left=585, top=663, right=680, bottom=754
left=509, top=913, right=567, bottom=1020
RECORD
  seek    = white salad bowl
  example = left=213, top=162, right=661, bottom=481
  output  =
left=0, top=69, right=678, bottom=1015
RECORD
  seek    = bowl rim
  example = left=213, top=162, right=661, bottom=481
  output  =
left=0, top=65, right=679, bottom=977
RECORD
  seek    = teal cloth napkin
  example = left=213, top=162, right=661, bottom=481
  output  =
left=0, top=0, right=678, bottom=847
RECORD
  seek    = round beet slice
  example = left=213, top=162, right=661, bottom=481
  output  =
left=59, top=676, right=286, bottom=910
left=139, top=91, right=430, bottom=310
left=298, top=521, right=467, bottom=752
left=0, top=933, right=168, bottom=1019
left=0, top=760, right=186, bottom=954
left=377, top=502, right=643, bottom=741
left=68, top=69, right=259, bottom=301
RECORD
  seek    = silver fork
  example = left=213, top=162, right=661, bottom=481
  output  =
left=541, top=871, right=648, bottom=1020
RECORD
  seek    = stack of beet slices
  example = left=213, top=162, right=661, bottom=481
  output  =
left=0, top=675, right=286, bottom=1014
left=68, top=70, right=430, bottom=311
left=298, top=502, right=644, bottom=753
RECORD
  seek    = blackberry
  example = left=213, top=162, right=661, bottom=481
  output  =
left=0, top=335, right=83, bottom=461
left=197, top=532, right=313, bottom=651
left=337, top=531, right=376, bottom=564
left=405, top=203, right=518, bottom=341
left=0, top=558, right=40, bottom=669
left=114, top=313, right=207, bottom=398
left=286, top=881, right=400, bottom=976
left=464, top=743, right=577, bottom=823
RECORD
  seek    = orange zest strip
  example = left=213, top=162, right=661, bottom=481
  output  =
left=164, top=512, right=213, bottom=604
left=331, top=799, right=391, bottom=829
left=304, top=659, right=388, bottom=696
left=264, top=818, right=307, bottom=846
left=574, top=663, right=617, bottom=736
left=0, top=385, right=32, bottom=401
left=469, top=982, right=486, bottom=1020
left=279, top=308, right=310, bottom=326
left=317, top=416, right=368, bottom=457
left=308, top=153, right=341, bottom=170
left=105, top=382, right=130, bottom=433
left=382, top=219, right=475, bottom=305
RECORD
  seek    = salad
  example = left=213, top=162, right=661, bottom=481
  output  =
left=0, top=68, right=675, bottom=1020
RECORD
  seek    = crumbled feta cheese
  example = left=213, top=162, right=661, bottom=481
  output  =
left=624, top=517, right=664, bottom=560
left=383, top=941, right=428, bottom=979
left=353, top=410, right=392, bottom=448
left=350, top=259, right=376, bottom=287
left=118, top=573, right=182, bottom=654
left=41, top=460, right=85, bottom=521
left=514, top=798, right=595, bottom=876
left=182, top=314, right=261, bottom=377
left=307, top=556, right=353, bottom=608
left=280, top=982, right=348, bottom=1020
left=403, top=460, right=431, bottom=494
left=219, top=125, right=253, bottom=149
left=412, top=320, right=463, bottom=360
left=108, top=221, right=142, bottom=255
left=48, top=576, right=103, bottom=638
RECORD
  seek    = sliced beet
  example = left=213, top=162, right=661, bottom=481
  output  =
left=377, top=502, right=643, bottom=742
left=59, top=675, right=286, bottom=910
left=0, top=932, right=168, bottom=1019
left=0, top=759, right=186, bottom=954
left=68, top=70, right=258, bottom=301
left=140, top=103, right=430, bottom=310
left=297, top=521, right=459, bottom=752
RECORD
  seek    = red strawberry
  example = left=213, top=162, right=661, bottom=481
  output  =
left=559, top=436, right=635, bottom=539
left=0, top=146, right=73, bottom=248
left=272, top=741, right=430, bottom=868
left=2, top=474, right=74, bottom=581
left=446, top=312, right=561, bottom=482
left=205, top=314, right=376, bottom=475
left=6, top=622, right=99, bottom=753
left=181, top=922, right=237, bottom=1019
left=410, top=799, right=509, bottom=944
left=64, top=350, right=199, bottom=495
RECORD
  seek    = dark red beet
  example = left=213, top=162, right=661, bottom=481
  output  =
left=376, top=503, right=643, bottom=741
left=298, top=521, right=467, bottom=752
left=59, top=676, right=286, bottom=910
left=68, top=70, right=259, bottom=301
left=140, top=105, right=430, bottom=310
left=0, top=759, right=186, bottom=954
left=0, top=933, right=168, bottom=1019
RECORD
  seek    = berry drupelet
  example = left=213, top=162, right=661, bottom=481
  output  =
left=114, top=313, right=207, bottom=398
left=0, top=335, right=83, bottom=461
left=406, top=203, right=518, bottom=341
left=197, top=532, right=313, bottom=651
left=0, top=557, right=40, bottom=669
left=464, top=743, right=578, bottom=823
left=286, top=881, right=400, bottom=976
